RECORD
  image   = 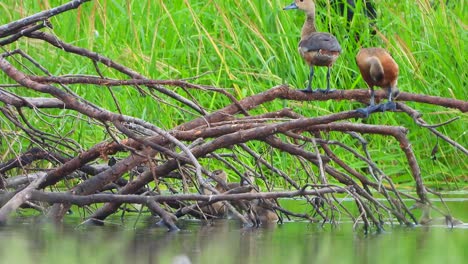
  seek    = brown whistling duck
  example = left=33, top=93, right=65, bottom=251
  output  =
left=201, top=170, right=255, bottom=218
left=241, top=172, right=279, bottom=225
left=355, top=47, right=399, bottom=117
left=410, top=202, right=464, bottom=227
left=284, top=0, right=342, bottom=93
left=211, top=169, right=231, bottom=192
left=200, top=170, right=231, bottom=217
left=214, top=170, right=254, bottom=192
left=209, top=171, right=279, bottom=225
left=251, top=199, right=279, bottom=225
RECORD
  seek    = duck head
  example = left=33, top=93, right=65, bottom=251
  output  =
left=283, top=0, right=316, bottom=13
left=240, top=171, right=255, bottom=187
left=212, top=169, right=227, bottom=183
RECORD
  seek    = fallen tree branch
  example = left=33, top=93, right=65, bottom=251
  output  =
left=22, top=186, right=346, bottom=205
left=0, top=0, right=89, bottom=38
left=25, top=75, right=468, bottom=112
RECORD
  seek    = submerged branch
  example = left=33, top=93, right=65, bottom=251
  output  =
left=24, top=186, right=345, bottom=205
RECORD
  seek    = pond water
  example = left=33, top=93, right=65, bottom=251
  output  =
left=0, top=198, right=466, bottom=264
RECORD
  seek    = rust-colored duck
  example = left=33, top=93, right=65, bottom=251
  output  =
left=355, top=47, right=399, bottom=117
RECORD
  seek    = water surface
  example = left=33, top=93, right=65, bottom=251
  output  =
left=0, top=199, right=466, bottom=264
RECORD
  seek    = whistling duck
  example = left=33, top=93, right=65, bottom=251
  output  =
left=284, top=0, right=342, bottom=93
left=214, top=170, right=254, bottom=191
left=355, top=47, right=399, bottom=117
left=200, top=170, right=230, bottom=217
left=201, top=170, right=255, bottom=218
left=251, top=199, right=279, bottom=225
left=203, top=171, right=279, bottom=225
left=411, top=202, right=464, bottom=227
left=241, top=172, right=279, bottom=225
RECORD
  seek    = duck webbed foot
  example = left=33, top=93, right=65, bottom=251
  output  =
left=356, top=104, right=384, bottom=118
left=313, top=88, right=336, bottom=94
left=356, top=102, right=397, bottom=118
left=381, top=101, right=396, bottom=111
left=299, top=87, right=314, bottom=93
left=300, top=87, right=335, bottom=94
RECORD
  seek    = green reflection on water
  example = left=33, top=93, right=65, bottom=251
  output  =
left=0, top=217, right=466, bottom=264
left=1, top=197, right=466, bottom=264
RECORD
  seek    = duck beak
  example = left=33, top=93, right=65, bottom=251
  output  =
left=283, top=2, right=298, bottom=10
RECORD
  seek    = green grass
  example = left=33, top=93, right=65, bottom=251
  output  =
left=0, top=0, right=466, bottom=187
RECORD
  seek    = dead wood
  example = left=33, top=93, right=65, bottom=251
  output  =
left=0, top=1, right=465, bottom=231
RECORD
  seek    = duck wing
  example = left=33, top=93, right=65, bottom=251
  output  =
left=299, top=33, right=342, bottom=53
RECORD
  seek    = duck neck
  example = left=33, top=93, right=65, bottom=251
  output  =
left=301, top=12, right=317, bottom=40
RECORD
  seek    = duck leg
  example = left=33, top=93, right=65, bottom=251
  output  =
left=369, top=87, right=375, bottom=106
left=356, top=87, right=384, bottom=118
left=324, top=66, right=336, bottom=93
left=381, top=87, right=397, bottom=111
left=301, top=67, right=315, bottom=93
left=311, top=67, right=336, bottom=94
